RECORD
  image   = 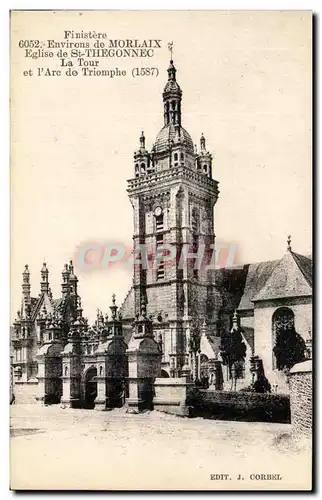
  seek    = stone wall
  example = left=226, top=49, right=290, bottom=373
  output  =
left=192, top=390, right=290, bottom=423
left=289, top=360, right=312, bottom=440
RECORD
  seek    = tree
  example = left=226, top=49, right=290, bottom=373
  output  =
left=220, top=326, right=247, bottom=391
left=273, top=325, right=306, bottom=371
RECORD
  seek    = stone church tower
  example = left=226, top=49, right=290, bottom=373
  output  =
left=127, top=59, right=219, bottom=376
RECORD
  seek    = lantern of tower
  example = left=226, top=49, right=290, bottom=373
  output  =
left=195, top=133, right=213, bottom=178
left=61, top=263, right=70, bottom=297
left=133, top=131, right=152, bottom=178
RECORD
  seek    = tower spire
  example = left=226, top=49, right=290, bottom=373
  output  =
left=22, top=264, right=31, bottom=313
left=163, top=48, right=182, bottom=127
left=40, top=262, right=49, bottom=294
left=61, top=263, right=70, bottom=297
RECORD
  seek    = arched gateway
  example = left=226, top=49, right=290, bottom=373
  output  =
left=84, top=367, right=97, bottom=409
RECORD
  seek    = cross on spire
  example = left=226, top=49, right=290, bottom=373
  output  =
left=287, top=234, right=292, bottom=252
left=168, top=41, right=174, bottom=60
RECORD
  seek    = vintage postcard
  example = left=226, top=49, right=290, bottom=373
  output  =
left=10, top=10, right=313, bottom=491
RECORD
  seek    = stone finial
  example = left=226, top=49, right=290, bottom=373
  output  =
left=140, top=298, right=147, bottom=318
left=69, top=261, right=78, bottom=291
left=140, top=131, right=145, bottom=149
left=287, top=234, right=292, bottom=252
left=22, top=264, right=31, bottom=307
left=232, top=310, right=238, bottom=329
left=110, top=293, right=118, bottom=319
left=41, top=262, right=48, bottom=274
left=200, top=133, right=206, bottom=151
left=23, top=264, right=30, bottom=276
left=40, top=262, right=50, bottom=294
left=62, top=263, right=70, bottom=282
left=76, top=296, right=83, bottom=317
left=168, top=41, right=174, bottom=60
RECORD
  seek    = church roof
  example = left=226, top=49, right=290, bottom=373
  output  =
left=252, top=250, right=312, bottom=302
left=118, top=250, right=312, bottom=328
left=163, top=79, right=182, bottom=94
left=241, top=326, right=255, bottom=353
left=215, top=266, right=249, bottom=311
left=119, top=287, right=135, bottom=321
left=30, top=297, right=39, bottom=316
left=238, top=260, right=280, bottom=310
left=291, top=252, right=313, bottom=287
left=215, top=250, right=312, bottom=312
left=154, top=124, right=194, bottom=154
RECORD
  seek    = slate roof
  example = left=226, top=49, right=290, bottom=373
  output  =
left=214, top=250, right=312, bottom=312
left=241, top=326, right=255, bottom=353
left=215, top=266, right=249, bottom=311
left=292, top=252, right=313, bottom=287
left=118, top=251, right=312, bottom=326
left=237, top=260, right=280, bottom=310
left=253, top=251, right=312, bottom=302
left=154, top=124, right=194, bottom=155
left=119, top=287, right=135, bottom=321
left=30, top=297, right=39, bottom=317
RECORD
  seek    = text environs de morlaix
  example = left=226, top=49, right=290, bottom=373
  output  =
left=48, top=32, right=163, bottom=57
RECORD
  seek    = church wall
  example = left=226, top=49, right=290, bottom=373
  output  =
left=253, top=297, right=312, bottom=385
left=239, top=314, right=254, bottom=329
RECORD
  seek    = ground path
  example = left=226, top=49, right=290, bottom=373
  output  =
left=10, top=404, right=311, bottom=490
